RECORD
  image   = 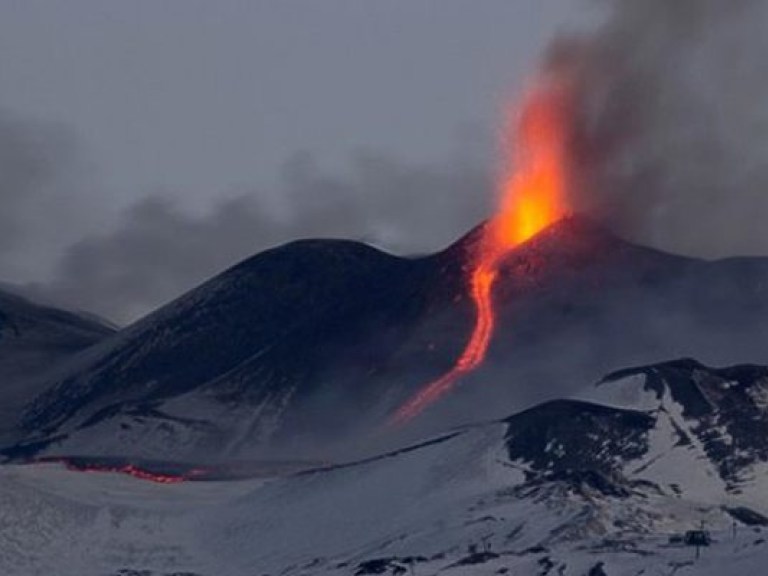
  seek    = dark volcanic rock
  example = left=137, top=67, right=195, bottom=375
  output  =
left=501, top=359, right=768, bottom=500
left=724, top=506, right=768, bottom=526
left=7, top=216, right=768, bottom=459
left=0, top=288, right=114, bottom=434
left=504, top=399, right=653, bottom=479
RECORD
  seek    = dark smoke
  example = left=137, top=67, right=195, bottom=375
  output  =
left=0, top=104, right=489, bottom=324
left=42, top=152, right=490, bottom=324
left=558, top=0, right=768, bottom=258
left=0, top=110, right=98, bottom=281
left=0, top=105, right=490, bottom=323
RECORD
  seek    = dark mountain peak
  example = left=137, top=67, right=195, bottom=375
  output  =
left=0, top=287, right=116, bottom=435
left=503, top=398, right=656, bottom=435
left=437, top=213, right=621, bottom=259
left=133, top=235, right=414, bottom=341
left=606, top=356, right=768, bottom=387
left=505, top=214, right=685, bottom=270
left=504, top=399, right=653, bottom=479
left=524, top=213, right=619, bottom=245
left=600, top=358, right=706, bottom=384
left=435, top=214, right=682, bottom=287
left=15, top=232, right=435, bottom=443
left=0, top=287, right=115, bottom=337
left=9, top=205, right=768, bottom=462
left=229, top=236, right=402, bottom=276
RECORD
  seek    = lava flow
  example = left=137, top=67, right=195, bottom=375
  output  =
left=392, top=78, right=571, bottom=424
left=66, top=462, right=187, bottom=484
left=33, top=456, right=197, bottom=483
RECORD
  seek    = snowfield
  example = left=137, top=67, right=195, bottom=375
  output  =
left=2, top=360, right=767, bottom=575
left=1, top=422, right=766, bottom=575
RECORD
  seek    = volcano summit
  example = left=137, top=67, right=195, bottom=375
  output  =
left=4, top=216, right=768, bottom=462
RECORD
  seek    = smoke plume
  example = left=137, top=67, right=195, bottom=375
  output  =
left=0, top=110, right=100, bottom=281
left=4, top=0, right=768, bottom=324
left=559, top=0, right=768, bottom=258
left=43, top=152, right=490, bottom=324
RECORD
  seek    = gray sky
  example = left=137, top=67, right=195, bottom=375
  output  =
left=3, top=1, right=767, bottom=324
left=0, top=1, right=582, bottom=196
left=0, top=0, right=584, bottom=321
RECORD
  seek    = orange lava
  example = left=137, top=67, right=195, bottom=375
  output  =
left=392, top=78, right=570, bottom=424
left=63, top=461, right=187, bottom=483
left=34, top=456, right=192, bottom=483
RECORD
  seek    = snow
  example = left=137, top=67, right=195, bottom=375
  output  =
left=575, top=372, right=660, bottom=412
left=3, top=415, right=766, bottom=576
left=0, top=463, right=263, bottom=576
left=577, top=369, right=768, bottom=517
left=629, top=387, right=729, bottom=503
left=3, top=359, right=768, bottom=576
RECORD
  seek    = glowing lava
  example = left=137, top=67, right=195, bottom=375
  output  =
left=66, top=462, right=187, bottom=484
left=392, top=78, right=571, bottom=424
left=32, top=456, right=199, bottom=483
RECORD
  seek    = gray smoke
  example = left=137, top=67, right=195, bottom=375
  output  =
left=0, top=110, right=100, bottom=281
left=5, top=0, right=768, bottom=324
left=42, top=151, right=490, bottom=324
left=560, top=0, right=768, bottom=258
left=0, top=105, right=490, bottom=324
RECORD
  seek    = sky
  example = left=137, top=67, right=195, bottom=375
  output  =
left=2, top=1, right=768, bottom=324
left=0, top=0, right=584, bottom=322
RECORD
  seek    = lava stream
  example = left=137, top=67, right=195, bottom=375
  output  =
left=392, top=263, right=498, bottom=424
left=392, top=77, right=571, bottom=424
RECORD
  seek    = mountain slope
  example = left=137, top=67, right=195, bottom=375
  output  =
left=190, top=359, right=768, bottom=573
left=578, top=358, right=768, bottom=495
left=2, top=359, right=767, bottom=576
left=8, top=217, right=768, bottom=460
left=0, top=288, right=115, bottom=433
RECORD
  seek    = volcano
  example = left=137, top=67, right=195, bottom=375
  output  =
left=4, top=215, right=768, bottom=462
left=0, top=288, right=115, bottom=436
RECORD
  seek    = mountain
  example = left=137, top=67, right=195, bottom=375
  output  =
left=1, top=358, right=767, bottom=575
left=0, top=288, right=115, bottom=433
left=198, top=360, right=768, bottom=574
left=6, top=216, right=768, bottom=461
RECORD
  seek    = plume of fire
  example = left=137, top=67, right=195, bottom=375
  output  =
left=392, top=76, right=571, bottom=424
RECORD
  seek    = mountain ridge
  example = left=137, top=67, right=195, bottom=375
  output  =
left=0, top=287, right=116, bottom=434
left=2, top=357, right=768, bottom=574
left=6, top=216, right=768, bottom=460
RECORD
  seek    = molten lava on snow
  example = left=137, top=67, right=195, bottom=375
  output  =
left=393, top=77, right=572, bottom=424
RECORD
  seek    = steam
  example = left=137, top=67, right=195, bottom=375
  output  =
left=559, top=0, right=768, bottom=258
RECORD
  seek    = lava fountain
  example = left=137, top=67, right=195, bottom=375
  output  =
left=392, top=77, right=572, bottom=424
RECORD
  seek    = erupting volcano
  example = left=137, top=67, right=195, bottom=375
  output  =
left=393, top=78, right=571, bottom=424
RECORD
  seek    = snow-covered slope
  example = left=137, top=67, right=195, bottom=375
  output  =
left=1, top=359, right=767, bottom=575
left=9, top=217, right=768, bottom=460
left=579, top=359, right=768, bottom=499
left=0, top=288, right=115, bottom=434
left=202, top=361, right=768, bottom=573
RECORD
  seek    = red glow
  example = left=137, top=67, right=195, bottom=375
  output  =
left=392, top=78, right=570, bottom=424
left=63, top=462, right=186, bottom=483
left=34, top=457, right=190, bottom=483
